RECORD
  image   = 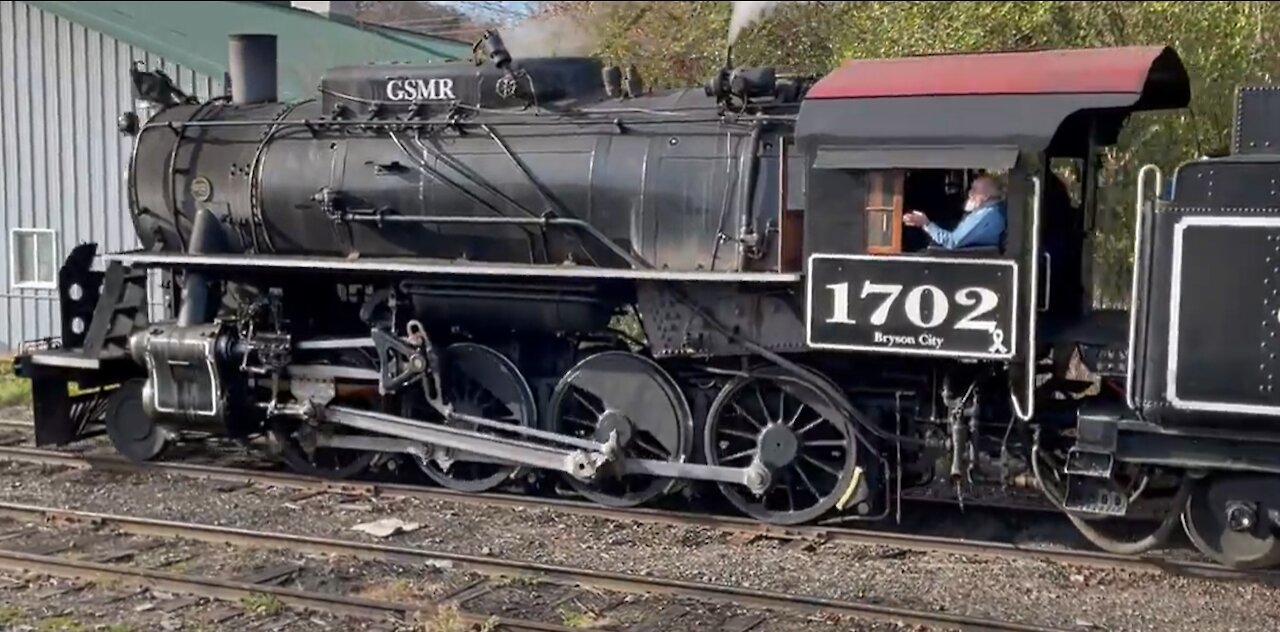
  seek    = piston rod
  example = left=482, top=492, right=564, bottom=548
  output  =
left=317, top=405, right=770, bottom=494
left=322, top=405, right=607, bottom=479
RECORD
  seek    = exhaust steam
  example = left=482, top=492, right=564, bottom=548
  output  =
left=728, top=1, right=787, bottom=45
left=501, top=14, right=595, bottom=58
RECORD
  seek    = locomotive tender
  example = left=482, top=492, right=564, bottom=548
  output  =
left=15, top=32, right=1280, bottom=568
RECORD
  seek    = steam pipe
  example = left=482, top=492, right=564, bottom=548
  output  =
left=735, top=124, right=763, bottom=270
left=177, top=209, right=230, bottom=326
left=228, top=34, right=277, bottom=105
left=335, top=213, right=649, bottom=270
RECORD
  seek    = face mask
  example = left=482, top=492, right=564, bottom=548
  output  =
left=964, top=197, right=980, bottom=212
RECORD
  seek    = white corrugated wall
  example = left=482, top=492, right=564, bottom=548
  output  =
left=0, top=1, right=223, bottom=352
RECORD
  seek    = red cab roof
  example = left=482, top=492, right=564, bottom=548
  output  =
left=807, top=45, right=1186, bottom=102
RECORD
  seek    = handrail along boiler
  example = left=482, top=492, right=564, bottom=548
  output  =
left=14, top=33, right=1280, bottom=569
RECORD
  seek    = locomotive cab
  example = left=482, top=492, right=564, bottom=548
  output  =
left=795, top=46, right=1191, bottom=373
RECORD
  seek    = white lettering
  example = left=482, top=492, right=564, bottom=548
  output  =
left=860, top=281, right=903, bottom=326
left=825, top=282, right=857, bottom=324
left=385, top=78, right=457, bottom=102
left=818, top=274, right=1010, bottom=354
left=825, top=280, right=1002, bottom=334
left=918, top=332, right=945, bottom=349
left=873, top=331, right=917, bottom=347
left=870, top=330, right=945, bottom=350
left=904, top=284, right=948, bottom=329
left=954, top=286, right=1000, bottom=332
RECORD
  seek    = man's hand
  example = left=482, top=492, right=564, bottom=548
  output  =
left=903, top=211, right=930, bottom=228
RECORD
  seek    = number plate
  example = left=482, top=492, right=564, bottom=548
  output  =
left=805, top=254, right=1019, bottom=359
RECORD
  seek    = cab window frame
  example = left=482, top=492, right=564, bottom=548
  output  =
left=863, top=169, right=904, bottom=254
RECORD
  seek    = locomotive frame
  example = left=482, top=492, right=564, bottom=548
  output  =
left=13, top=33, right=1280, bottom=569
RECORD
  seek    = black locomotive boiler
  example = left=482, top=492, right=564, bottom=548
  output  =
left=16, top=33, right=1280, bottom=569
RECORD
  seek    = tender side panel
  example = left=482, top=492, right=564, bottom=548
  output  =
left=805, top=253, right=1018, bottom=360
left=1233, top=86, right=1280, bottom=156
left=1166, top=217, right=1280, bottom=413
left=1134, top=153, right=1280, bottom=431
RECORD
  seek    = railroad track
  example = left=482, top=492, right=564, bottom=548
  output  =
left=0, top=500, right=1073, bottom=632
left=0, top=505, right=585, bottom=631
left=0, top=444, right=1259, bottom=584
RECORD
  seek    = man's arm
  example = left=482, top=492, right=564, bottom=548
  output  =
left=924, top=207, right=1003, bottom=249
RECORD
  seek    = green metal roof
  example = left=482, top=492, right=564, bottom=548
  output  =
left=26, top=0, right=475, bottom=100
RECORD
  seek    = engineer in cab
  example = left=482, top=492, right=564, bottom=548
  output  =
left=903, top=175, right=1007, bottom=250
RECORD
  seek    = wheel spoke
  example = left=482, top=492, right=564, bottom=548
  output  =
left=731, top=400, right=767, bottom=429
left=791, top=463, right=820, bottom=499
left=801, top=454, right=841, bottom=478
left=720, top=448, right=757, bottom=463
left=717, top=427, right=758, bottom=441
left=572, top=390, right=604, bottom=418
left=786, top=403, right=807, bottom=428
left=458, top=378, right=476, bottom=405
left=803, top=439, right=848, bottom=448
left=564, top=415, right=597, bottom=429
left=633, top=435, right=671, bottom=460
left=754, top=383, right=772, bottom=425
left=631, top=442, right=666, bottom=460
left=796, top=417, right=825, bottom=435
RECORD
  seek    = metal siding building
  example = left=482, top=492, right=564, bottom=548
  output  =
left=0, top=1, right=219, bottom=352
left=0, top=1, right=469, bottom=352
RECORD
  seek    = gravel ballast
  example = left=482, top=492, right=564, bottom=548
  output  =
left=0, top=457, right=1277, bottom=632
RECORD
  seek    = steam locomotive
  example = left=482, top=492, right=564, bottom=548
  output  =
left=15, top=32, right=1280, bottom=569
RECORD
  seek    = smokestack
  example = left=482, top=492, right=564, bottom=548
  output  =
left=228, top=34, right=278, bottom=104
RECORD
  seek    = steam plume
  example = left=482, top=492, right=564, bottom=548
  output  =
left=727, top=1, right=835, bottom=45
left=501, top=14, right=595, bottom=58
left=728, top=1, right=785, bottom=45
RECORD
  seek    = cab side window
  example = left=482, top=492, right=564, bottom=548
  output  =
left=864, top=170, right=904, bottom=254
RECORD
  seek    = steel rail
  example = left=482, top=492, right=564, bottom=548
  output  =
left=0, top=501, right=1069, bottom=632
left=0, top=445, right=1261, bottom=583
left=0, top=547, right=569, bottom=631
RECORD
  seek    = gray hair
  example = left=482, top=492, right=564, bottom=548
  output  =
left=973, top=175, right=1004, bottom=200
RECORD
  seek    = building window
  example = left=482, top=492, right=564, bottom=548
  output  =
left=11, top=228, right=57, bottom=289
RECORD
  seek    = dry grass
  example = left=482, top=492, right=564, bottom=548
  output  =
left=354, top=577, right=444, bottom=603
left=412, top=603, right=499, bottom=632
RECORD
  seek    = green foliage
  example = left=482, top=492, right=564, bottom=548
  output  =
left=0, top=357, right=32, bottom=408
left=36, top=616, right=83, bottom=632
left=539, top=1, right=1280, bottom=305
left=239, top=593, right=286, bottom=617
left=0, top=606, right=22, bottom=625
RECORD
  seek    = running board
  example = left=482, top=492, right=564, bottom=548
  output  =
left=319, top=405, right=771, bottom=494
left=104, top=250, right=802, bottom=284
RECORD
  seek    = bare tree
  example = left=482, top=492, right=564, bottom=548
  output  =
left=351, top=1, right=503, bottom=42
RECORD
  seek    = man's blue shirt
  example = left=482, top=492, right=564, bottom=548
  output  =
left=924, top=200, right=1006, bottom=249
